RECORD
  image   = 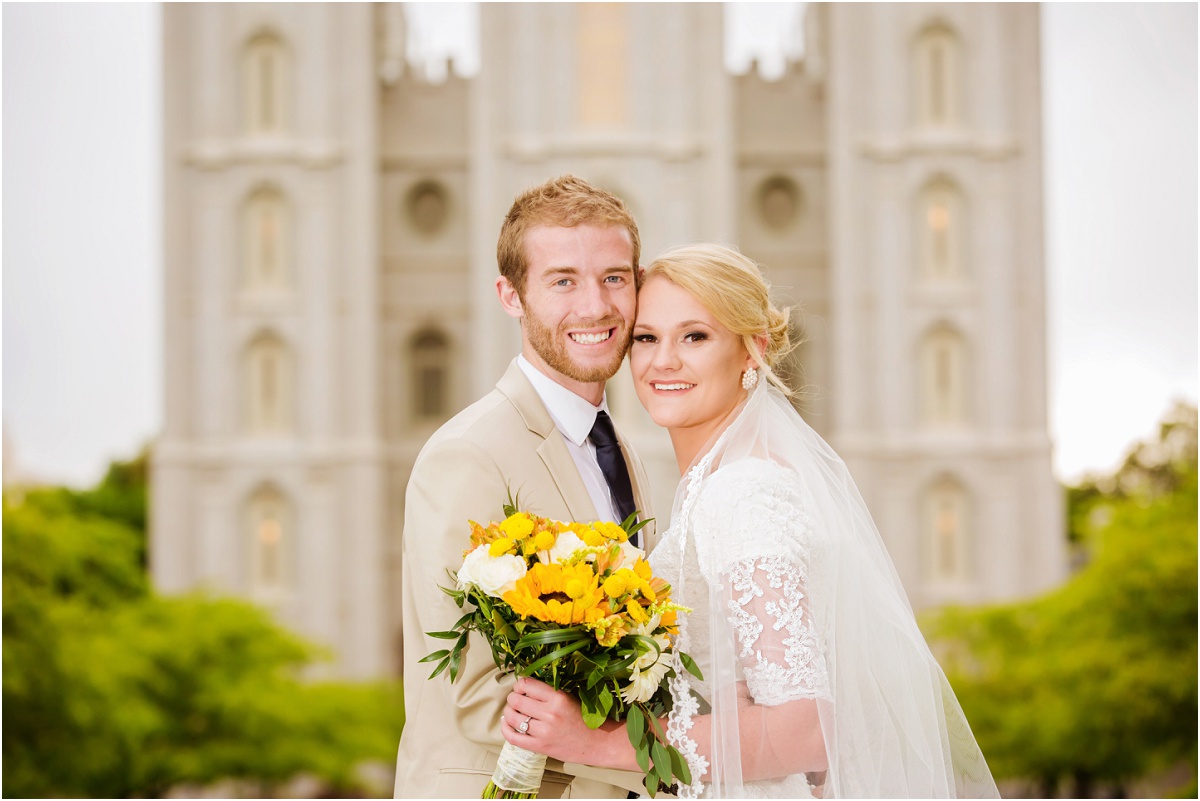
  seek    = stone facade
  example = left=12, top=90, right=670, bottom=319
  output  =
left=152, top=3, right=1065, bottom=678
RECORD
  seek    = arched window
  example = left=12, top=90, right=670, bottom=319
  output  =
left=245, top=333, right=293, bottom=435
left=915, top=23, right=961, bottom=128
left=247, top=485, right=291, bottom=596
left=918, top=178, right=964, bottom=282
left=243, top=33, right=288, bottom=135
left=922, top=476, right=970, bottom=582
left=411, top=329, right=450, bottom=421
left=919, top=325, right=968, bottom=426
left=242, top=188, right=289, bottom=289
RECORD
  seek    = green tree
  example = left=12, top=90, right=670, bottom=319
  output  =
left=928, top=402, right=1198, bottom=797
left=3, top=453, right=404, bottom=798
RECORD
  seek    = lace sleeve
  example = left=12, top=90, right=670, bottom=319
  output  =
left=722, top=555, right=830, bottom=705
left=693, top=458, right=832, bottom=705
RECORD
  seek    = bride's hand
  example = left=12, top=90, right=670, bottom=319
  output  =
left=501, top=677, right=623, bottom=766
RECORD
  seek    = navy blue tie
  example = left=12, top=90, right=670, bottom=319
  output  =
left=589, top=410, right=638, bottom=544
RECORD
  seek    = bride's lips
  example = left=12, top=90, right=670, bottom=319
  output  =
left=648, top=380, right=696, bottom=394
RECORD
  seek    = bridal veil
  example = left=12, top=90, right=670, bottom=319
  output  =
left=663, top=381, right=998, bottom=798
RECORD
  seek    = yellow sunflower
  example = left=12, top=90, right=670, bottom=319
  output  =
left=503, top=562, right=605, bottom=625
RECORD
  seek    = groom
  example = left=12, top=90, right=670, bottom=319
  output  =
left=393, top=175, right=654, bottom=798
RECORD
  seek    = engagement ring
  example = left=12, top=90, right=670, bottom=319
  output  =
left=517, top=716, right=531, bottom=734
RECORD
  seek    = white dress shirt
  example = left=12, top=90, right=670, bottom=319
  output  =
left=517, top=355, right=621, bottom=523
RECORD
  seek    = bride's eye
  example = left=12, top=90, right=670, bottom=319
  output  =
left=632, top=334, right=656, bottom=343
left=683, top=331, right=707, bottom=343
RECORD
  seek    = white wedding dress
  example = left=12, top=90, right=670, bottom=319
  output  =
left=647, top=382, right=999, bottom=799
left=650, top=459, right=826, bottom=799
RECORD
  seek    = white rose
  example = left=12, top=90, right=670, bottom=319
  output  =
left=613, top=539, right=645, bottom=568
left=542, top=531, right=590, bottom=564
left=456, top=547, right=527, bottom=597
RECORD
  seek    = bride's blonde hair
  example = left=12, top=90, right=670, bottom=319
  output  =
left=642, top=243, right=796, bottom=395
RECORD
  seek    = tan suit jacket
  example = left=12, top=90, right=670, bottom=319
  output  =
left=394, top=360, right=655, bottom=798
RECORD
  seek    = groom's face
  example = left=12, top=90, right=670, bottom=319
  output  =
left=502, top=224, right=637, bottom=391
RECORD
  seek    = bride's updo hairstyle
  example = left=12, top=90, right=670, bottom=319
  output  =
left=643, top=243, right=796, bottom=395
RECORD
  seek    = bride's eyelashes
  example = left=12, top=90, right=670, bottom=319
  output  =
left=631, top=331, right=708, bottom=344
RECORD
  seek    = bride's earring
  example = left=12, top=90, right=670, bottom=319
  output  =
left=741, top=367, right=759, bottom=390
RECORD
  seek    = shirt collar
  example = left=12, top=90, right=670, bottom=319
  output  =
left=517, top=354, right=609, bottom=447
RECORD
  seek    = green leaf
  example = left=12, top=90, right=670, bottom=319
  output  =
left=651, top=740, right=671, bottom=788
left=419, top=649, right=450, bottom=663
left=426, top=630, right=461, bottom=640
left=668, top=744, right=691, bottom=786
left=518, top=638, right=590, bottom=677
left=427, top=657, right=451, bottom=680
left=626, top=705, right=647, bottom=749
left=635, top=741, right=651, bottom=774
left=679, top=651, right=704, bottom=681
left=598, top=686, right=614, bottom=719
left=492, top=609, right=517, bottom=640
left=647, top=711, right=668, bottom=742
left=623, top=514, right=654, bottom=539
left=448, top=647, right=463, bottom=683
left=601, top=651, right=637, bottom=677
left=581, top=689, right=606, bottom=730
left=515, top=627, right=589, bottom=650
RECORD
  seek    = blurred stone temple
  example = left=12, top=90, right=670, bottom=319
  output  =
left=152, top=3, right=1066, bottom=678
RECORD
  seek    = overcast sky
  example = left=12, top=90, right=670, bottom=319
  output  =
left=2, top=3, right=1197, bottom=487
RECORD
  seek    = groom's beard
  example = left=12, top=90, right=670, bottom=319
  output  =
left=524, top=310, right=632, bottom=384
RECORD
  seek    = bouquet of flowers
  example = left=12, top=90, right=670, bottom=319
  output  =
left=422, top=497, right=700, bottom=798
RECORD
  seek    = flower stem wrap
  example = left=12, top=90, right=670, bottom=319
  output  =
left=483, top=743, right=546, bottom=798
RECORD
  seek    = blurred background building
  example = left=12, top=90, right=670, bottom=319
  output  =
left=152, top=2, right=1066, bottom=678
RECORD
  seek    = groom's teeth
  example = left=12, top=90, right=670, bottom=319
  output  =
left=570, top=331, right=611, bottom=344
left=653, top=383, right=695, bottom=391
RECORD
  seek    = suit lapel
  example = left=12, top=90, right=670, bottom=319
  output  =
left=616, top=427, right=655, bottom=550
left=497, top=360, right=598, bottom=523
left=536, top=437, right=596, bottom=523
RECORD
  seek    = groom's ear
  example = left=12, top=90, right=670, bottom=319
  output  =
left=496, top=275, right=524, bottom=319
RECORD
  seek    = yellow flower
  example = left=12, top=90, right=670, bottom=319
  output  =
left=633, top=559, right=652, bottom=581
left=578, top=526, right=605, bottom=547
left=503, top=562, right=605, bottom=625
left=592, top=615, right=630, bottom=647
left=489, top=538, right=516, bottom=557
left=594, top=521, right=628, bottom=542
left=533, top=530, right=557, bottom=551
left=563, top=577, right=589, bottom=600
left=603, top=574, right=627, bottom=598
left=626, top=598, right=649, bottom=624
left=499, top=513, right=536, bottom=540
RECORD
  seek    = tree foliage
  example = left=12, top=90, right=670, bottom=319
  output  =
left=927, top=402, right=1198, bottom=796
left=3, top=453, right=404, bottom=798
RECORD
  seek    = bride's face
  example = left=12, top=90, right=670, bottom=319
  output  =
left=630, top=276, right=754, bottom=434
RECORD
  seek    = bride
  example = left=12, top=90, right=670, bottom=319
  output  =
left=499, top=244, right=999, bottom=798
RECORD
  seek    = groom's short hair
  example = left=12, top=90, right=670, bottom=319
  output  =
left=498, top=174, right=641, bottom=300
